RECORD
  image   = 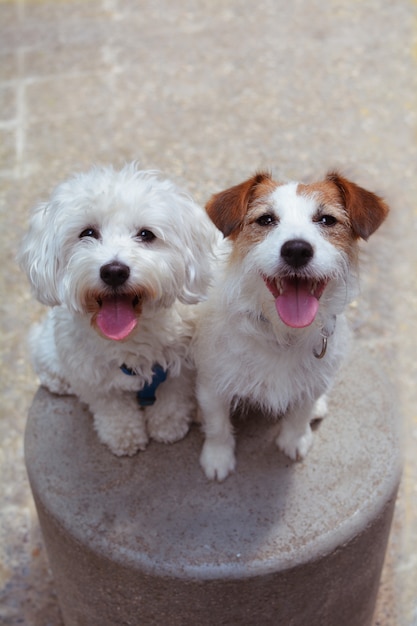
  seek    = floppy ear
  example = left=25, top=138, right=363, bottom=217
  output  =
left=17, top=201, right=61, bottom=306
left=161, top=189, right=219, bottom=306
left=177, top=213, right=218, bottom=305
left=206, top=172, right=272, bottom=238
left=326, top=172, right=389, bottom=240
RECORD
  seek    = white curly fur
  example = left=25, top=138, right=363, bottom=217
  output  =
left=19, top=163, right=218, bottom=456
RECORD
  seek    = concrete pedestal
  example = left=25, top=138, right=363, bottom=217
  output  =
left=24, top=346, right=401, bottom=626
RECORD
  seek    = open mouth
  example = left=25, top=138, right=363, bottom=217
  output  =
left=263, top=275, right=328, bottom=328
left=94, top=293, right=141, bottom=341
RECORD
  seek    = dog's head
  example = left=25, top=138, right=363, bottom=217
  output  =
left=206, top=171, right=389, bottom=328
left=18, top=163, right=216, bottom=340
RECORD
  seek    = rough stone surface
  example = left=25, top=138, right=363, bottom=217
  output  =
left=25, top=347, right=400, bottom=625
left=1, top=1, right=416, bottom=625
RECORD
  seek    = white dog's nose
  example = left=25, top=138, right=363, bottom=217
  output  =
left=281, top=239, right=314, bottom=269
left=100, top=261, right=130, bottom=287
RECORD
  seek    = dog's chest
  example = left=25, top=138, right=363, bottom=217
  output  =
left=55, top=307, right=186, bottom=388
left=218, top=315, right=338, bottom=410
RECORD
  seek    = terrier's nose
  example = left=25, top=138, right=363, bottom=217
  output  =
left=281, top=239, right=314, bottom=269
left=100, top=261, right=130, bottom=287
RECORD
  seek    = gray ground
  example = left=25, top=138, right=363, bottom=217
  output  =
left=0, top=1, right=416, bottom=624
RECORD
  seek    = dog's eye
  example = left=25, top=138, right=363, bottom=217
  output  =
left=317, top=215, right=337, bottom=227
left=256, top=214, right=276, bottom=227
left=136, top=229, right=156, bottom=243
left=79, top=227, right=100, bottom=239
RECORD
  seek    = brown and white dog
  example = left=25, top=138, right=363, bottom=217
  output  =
left=194, top=171, right=389, bottom=480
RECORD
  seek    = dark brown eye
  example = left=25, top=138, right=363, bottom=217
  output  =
left=256, top=214, right=276, bottom=227
left=136, top=229, right=156, bottom=242
left=318, top=215, right=337, bottom=226
left=79, top=227, right=100, bottom=239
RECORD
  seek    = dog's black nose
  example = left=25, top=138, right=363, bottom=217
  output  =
left=100, top=261, right=130, bottom=287
left=281, top=239, right=314, bottom=268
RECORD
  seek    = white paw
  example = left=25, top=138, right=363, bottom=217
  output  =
left=276, top=424, right=313, bottom=461
left=95, top=416, right=149, bottom=456
left=147, top=410, right=191, bottom=444
left=200, top=440, right=236, bottom=481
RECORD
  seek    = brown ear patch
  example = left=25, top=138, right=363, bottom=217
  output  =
left=326, top=171, right=389, bottom=240
left=206, top=172, right=274, bottom=238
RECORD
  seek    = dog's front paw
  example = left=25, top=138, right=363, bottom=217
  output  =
left=147, top=409, right=192, bottom=444
left=146, top=379, right=196, bottom=444
left=276, top=424, right=313, bottom=461
left=94, top=413, right=149, bottom=456
left=200, top=440, right=236, bottom=481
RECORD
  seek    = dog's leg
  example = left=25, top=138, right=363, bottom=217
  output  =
left=90, top=395, right=148, bottom=456
left=198, top=384, right=235, bottom=481
left=276, top=396, right=325, bottom=461
left=312, top=394, right=328, bottom=421
left=146, top=369, right=195, bottom=444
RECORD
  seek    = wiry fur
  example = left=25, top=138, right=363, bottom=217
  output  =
left=19, top=163, right=218, bottom=456
left=194, top=171, right=389, bottom=480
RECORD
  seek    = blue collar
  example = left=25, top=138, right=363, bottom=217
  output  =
left=120, top=363, right=168, bottom=407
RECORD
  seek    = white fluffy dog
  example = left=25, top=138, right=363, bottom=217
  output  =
left=19, top=163, right=217, bottom=456
left=194, top=171, right=389, bottom=480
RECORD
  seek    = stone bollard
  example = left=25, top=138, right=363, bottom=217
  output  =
left=24, top=345, right=401, bottom=626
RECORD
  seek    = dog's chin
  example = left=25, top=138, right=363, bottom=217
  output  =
left=83, top=289, right=145, bottom=342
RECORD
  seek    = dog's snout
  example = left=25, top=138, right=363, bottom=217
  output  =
left=281, top=239, right=314, bottom=269
left=100, top=261, right=130, bottom=287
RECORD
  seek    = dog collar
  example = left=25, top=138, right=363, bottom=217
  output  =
left=246, top=309, right=336, bottom=360
left=120, top=363, right=168, bottom=407
left=313, top=315, right=337, bottom=359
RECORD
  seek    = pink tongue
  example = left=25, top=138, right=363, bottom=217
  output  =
left=96, top=295, right=137, bottom=340
left=276, top=281, right=319, bottom=328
